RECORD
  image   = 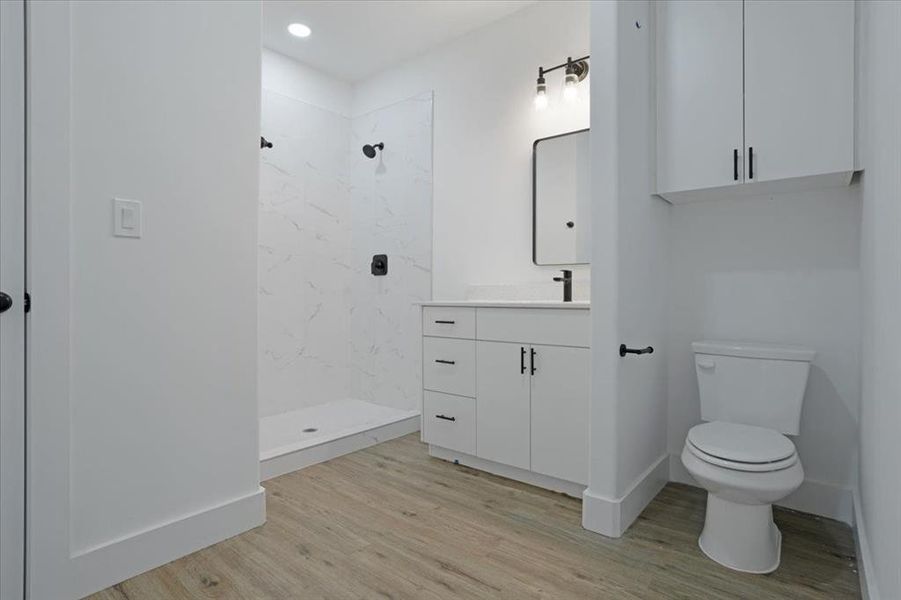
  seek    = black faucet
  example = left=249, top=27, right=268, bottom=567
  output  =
left=553, top=269, right=573, bottom=302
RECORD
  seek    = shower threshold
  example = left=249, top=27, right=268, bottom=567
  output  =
left=259, top=399, right=419, bottom=481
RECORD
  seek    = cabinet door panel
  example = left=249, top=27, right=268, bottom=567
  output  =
left=476, top=341, right=530, bottom=470
left=530, top=345, right=589, bottom=484
left=744, top=0, right=854, bottom=183
left=657, top=0, right=744, bottom=195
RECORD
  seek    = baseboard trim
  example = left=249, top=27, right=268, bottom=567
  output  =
left=582, top=454, right=669, bottom=538
left=70, top=486, right=266, bottom=599
left=261, top=416, right=420, bottom=481
left=667, top=454, right=854, bottom=525
left=852, top=486, right=881, bottom=600
left=428, top=445, right=586, bottom=498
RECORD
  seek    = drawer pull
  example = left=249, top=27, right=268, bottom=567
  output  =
left=434, top=320, right=456, bottom=324
left=520, top=346, right=526, bottom=374
left=435, top=359, right=456, bottom=365
left=435, top=414, right=456, bottom=422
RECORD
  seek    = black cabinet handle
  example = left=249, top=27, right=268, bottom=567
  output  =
left=748, top=146, right=754, bottom=179
left=733, top=148, right=738, bottom=181
left=435, top=414, right=456, bottom=422
left=520, top=346, right=526, bottom=374
left=0, top=292, right=12, bottom=314
left=434, top=320, right=455, bottom=324
left=435, top=359, right=455, bottom=365
left=619, top=344, right=654, bottom=357
left=530, top=348, right=537, bottom=375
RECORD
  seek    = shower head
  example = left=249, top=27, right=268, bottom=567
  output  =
left=362, top=142, right=384, bottom=159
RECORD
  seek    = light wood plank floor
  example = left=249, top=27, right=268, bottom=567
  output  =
left=89, top=434, right=859, bottom=599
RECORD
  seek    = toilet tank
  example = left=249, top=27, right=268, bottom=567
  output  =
left=693, top=341, right=816, bottom=435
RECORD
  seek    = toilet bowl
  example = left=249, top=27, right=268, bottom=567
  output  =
left=681, top=421, right=804, bottom=573
left=683, top=340, right=815, bottom=573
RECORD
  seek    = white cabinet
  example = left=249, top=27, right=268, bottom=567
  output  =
left=530, top=345, right=590, bottom=485
left=656, top=0, right=744, bottom=196
left=656, top=0, right=854, bottom=203
left=743, top=0, right=854, bottom=185
left=420, top=304, right=591, bottom=493
left=475, top=341, right=531, bottom=470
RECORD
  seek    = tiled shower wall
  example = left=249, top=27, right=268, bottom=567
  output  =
left=258, top=91, right=433, bottom=417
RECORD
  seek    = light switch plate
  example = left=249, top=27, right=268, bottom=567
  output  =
left=113, top=198, right=142, bottom=238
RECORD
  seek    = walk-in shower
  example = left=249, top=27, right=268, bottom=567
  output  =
left=258, top=91, right=433, bottom=478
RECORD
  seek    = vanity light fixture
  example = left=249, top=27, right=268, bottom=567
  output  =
left=534, top=55, right=589, bottom=110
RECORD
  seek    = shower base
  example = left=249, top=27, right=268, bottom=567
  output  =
left=259, top=399, right=419, bottom=481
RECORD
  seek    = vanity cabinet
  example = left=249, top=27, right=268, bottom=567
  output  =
left=656, top=0, right=854, bottom=203
left=421, top=303, right=590, bottom=494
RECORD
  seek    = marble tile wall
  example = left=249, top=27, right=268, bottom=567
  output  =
left=349, top=94, right=434, bottom=412
left=259, top=90, right=433, bottom=417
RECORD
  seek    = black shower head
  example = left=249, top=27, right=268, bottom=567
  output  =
left=362, top=142, right=384, bottom=158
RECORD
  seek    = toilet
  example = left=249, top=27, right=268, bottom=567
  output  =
left=681, top=340, right=815, bottom=574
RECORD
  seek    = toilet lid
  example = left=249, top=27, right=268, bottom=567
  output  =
left=688, top=421, right=796, bottom=464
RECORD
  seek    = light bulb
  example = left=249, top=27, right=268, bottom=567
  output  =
left=534, top=74, right=548, bottom=110
left=563, top=66, right=579, bottom=102
left=288, top=23, right=312, bottom=38
left=563, top=83, right=578, bottom=102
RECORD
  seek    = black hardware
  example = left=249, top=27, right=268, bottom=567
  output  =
left=362, top=142, right=384, bottom=159
left=260, top=136, right=273, bottom=149
left=435, top=414, right=456, bottom=422
left=619, top=344, right=654, bottom=357
left=520, top=346, right=526, bottom=374
left=23, top=292, right=30, bottom=313
left=748, top=146, right=754, bottom=179
left=0, top=292, right=12, bottom=314
left=435, top=359, right=456, bottom=365
left=434, top=320, right=455, bottom=324
left=530, top=348, right=537, bottom=375
left=553, top=269, right=573, bottom=302
left=371, top=254, right=387, bottom=276
left=533, top=128, right=590, bottom=266
left=733, top=148, right=738, bottom=181
left=566, top=221, right=575, bottom=229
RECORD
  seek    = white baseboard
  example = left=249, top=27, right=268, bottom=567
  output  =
left=70, top=486, right=266, bottom=599
left=261, top=416, right=420, bottom=481
left=667, top=454, right=854, bottom=525
left=582, top=454, right=668, bottom=538
left=852, top=486, right=881, bottom=600
left=428, top=445, right=586, bottom=499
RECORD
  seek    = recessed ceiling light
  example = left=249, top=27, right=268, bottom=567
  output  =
left=287, top=23, right=311, bottom=38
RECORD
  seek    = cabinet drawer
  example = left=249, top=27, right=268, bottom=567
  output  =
left=423, top=337, right=476, bottom=397
left=423, top=306, right=476, bottom=339
left=422, top=391, right=476, bottom=454
left=477, top=308, right=590, bottom=347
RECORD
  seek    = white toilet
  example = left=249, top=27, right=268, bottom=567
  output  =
left=681, top=340, right=815, bottom=574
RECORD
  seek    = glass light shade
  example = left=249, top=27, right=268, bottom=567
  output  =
left=534, top=90, right=549, bottom=110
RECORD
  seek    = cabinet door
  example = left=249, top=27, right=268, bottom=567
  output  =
left=476, top=341, right=530, bottom=470
left=530, top=345, right=589, bottom=484
left=744, top=0, right=853, bottom=183
left=656, top=1, right=744, bottom=195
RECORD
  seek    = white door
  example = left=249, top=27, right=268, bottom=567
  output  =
left=656, top=0, right=744, bottom=194
left=744, top=0, right=854, bottom=183
left=530, top=345, right=589, bottom=484
left=476, top=341, right=530, bottom=470
left=0, top=1, right=26, bottom=597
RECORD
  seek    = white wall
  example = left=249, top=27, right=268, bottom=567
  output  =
left=666, top=186, right=861, bottom=522
left=583, top=0, right=670, bottom=538
left=262, top=47, right=352, bottom=116
left=353, top=1, right=590, bottom=300
left=28, top=2, right=264, bottom=597
left=856, top=1, right=901, bottom=598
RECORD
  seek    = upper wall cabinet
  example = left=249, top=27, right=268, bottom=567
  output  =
left=656, top=0, right=854, bottom=204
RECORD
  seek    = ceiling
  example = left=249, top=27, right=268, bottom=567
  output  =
left=261, top=1, right=537, bottom=82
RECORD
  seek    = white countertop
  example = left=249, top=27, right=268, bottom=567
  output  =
left=419, top=300, right=589, bottom=310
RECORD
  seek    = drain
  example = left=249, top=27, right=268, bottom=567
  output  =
left=302, top=427, right=318, bottom=433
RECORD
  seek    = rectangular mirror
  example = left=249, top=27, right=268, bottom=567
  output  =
left=532, top=129, right=590, bottom=266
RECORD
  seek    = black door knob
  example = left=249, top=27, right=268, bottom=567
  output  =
left=0, top=292, right=13, bottom=314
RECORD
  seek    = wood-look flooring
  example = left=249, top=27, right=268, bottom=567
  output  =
left=89, top=434, right=860, bottom=599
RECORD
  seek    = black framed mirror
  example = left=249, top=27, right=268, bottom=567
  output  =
left=532, top=128, right=590, bottom=266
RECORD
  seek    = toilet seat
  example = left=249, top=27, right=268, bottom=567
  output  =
left=687, top=421, right=797, bottom=473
